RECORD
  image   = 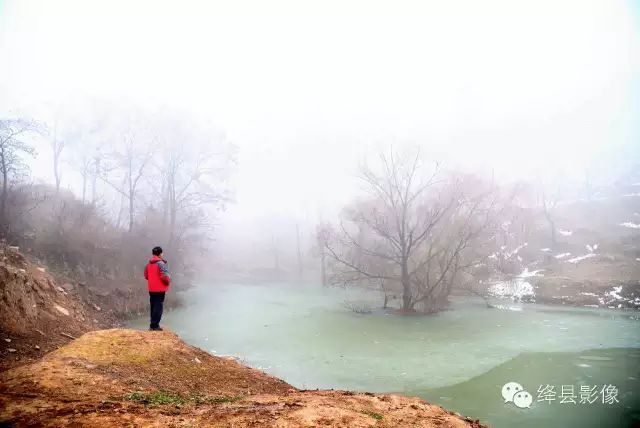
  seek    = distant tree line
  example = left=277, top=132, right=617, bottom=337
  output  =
left=0, top=107, right=235, bottom=290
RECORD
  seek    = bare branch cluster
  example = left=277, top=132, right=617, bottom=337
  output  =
left=320, top=148, right=507, bottom=313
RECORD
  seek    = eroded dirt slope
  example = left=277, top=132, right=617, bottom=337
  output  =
left=0, top=245, right=120, bottom=371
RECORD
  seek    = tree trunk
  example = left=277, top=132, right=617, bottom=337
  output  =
left=128, top=183, right=134, bottom=233
left=168, top=174, right=177, bottom=247
left=128, top=199, right=134, bottom=233
left=401, top=260, right=412, bottom=311
left=128, top=157, right=134, bottom=233
left=54, top=156, right=61, bottom=194
left=81, top=173, right=87, bottom=205
left=0, top=146, right=8, bottom=234
left=116, top=192, right=125, bottom=229
left=544, top=211, right=556, bottom=248
left=0, top=168, right=7, bottom=233
left=161, top=177, right=168, bottom=228
left=52, top=123, right=62, bottom=195
left=91, top=157, right=100, bottom=205
left=169, top=201, right=177, bottom=248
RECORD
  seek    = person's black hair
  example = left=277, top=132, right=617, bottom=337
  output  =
left=152, top=246, right=163, bottom=256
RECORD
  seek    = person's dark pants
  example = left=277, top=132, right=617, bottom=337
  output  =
left=149, top=292, right=166, bottom=329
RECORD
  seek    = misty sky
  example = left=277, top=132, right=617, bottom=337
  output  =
left=0, top=0, right=639, bottom=242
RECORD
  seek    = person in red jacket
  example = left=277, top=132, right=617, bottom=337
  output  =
left=144, top=246, right=171, bottom=331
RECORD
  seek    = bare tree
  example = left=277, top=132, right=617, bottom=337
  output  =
left=91, top=153, right=102, bottom=205
left=50, top=119, right=65, bottom=194
left=158, top=137, right=233, bottom=248
left=0, top=119, right=40, bottom=232
left=408, top=179, right=499, bottom=312
left=68, top=121, right=103, bottom=205
left=316, top=223, right=330, bottom=286
left=323, top=148, right=500, bottom=313
left=78, top=152, right=93, bottom=205
left=541, top=190, right=559, bottom=249
left=99, top=130, right=152, bottom=233
left=334, top=238, right=398, bottom=308
left=537, top=171, right=567, bottom=249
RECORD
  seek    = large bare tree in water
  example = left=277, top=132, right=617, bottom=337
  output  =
left=322, top=149, right=499, bottom=313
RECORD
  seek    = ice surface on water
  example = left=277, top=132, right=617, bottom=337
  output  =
left=128, top=282, right=640, bottom=393
left=127, top=282, right=640, bottom=428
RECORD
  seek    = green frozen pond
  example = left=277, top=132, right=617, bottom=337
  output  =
left=128, top=282, right=640, bottom=428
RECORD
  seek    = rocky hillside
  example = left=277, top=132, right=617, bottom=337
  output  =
left=0, top=329, right=485, bottom=427
left=477, top=191, right=640, bottom=309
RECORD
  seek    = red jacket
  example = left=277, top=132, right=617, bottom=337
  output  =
left=144, top=256, right=171, bottom=292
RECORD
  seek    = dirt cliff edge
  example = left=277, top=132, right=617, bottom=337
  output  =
left=0, top=329, right=485, bottom=427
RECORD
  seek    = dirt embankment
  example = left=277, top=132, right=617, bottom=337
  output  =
left=0, top=329, right=484, bottom=428
left=0, top=245, right=124, bottom=371
left=0, top=243, right=187, bottom=371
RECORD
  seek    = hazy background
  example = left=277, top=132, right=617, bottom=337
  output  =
left=1, top=0, right=639, bottom=258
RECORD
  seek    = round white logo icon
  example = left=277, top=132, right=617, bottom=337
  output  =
left=501, top=381, right=532, bottom=409
left=501, top=381, right=524, bottom=403
left=513, top=390, right=533, bottom=409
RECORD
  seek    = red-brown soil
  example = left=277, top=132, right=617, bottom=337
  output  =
left=0, top=329, right=486, bottom=427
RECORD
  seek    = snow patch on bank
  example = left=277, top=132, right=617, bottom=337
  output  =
left=489, top=268, right=543, bottom=301
left=594, top=286, right=640, bottom=308
left=490, top=280, right=534, bottom=301
left=580, top=292, right=598, bottom=297
left=620, top=222, right=640, bottom=229
left=566, top=253, right=597, bottom=264
left=608, top=286, right=623, bottom=300
left=489, top=243, right=528, bottom=261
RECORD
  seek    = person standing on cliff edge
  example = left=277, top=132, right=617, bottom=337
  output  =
left=144, top=246, right=171, bottom=331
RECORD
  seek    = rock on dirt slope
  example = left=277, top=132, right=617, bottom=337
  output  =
left=0, top=329, right=485, bottom=427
